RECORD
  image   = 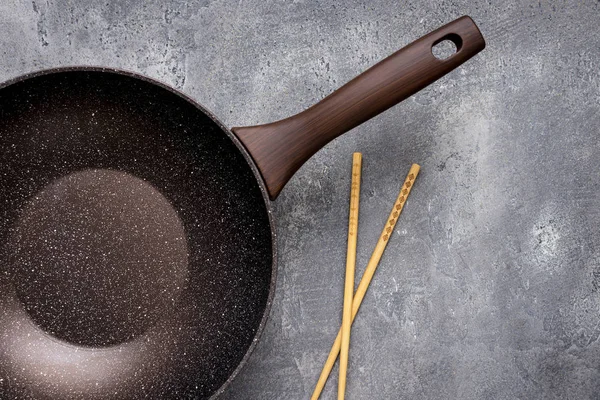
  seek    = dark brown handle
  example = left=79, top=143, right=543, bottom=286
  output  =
left=233, top=16, right=485, bottom=200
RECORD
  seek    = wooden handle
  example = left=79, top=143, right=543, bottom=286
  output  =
left=339, top=153, right=362, bottom=400
left=311, top=164, right=421, bottom=400
left=233, top=16, right=483, bottom=200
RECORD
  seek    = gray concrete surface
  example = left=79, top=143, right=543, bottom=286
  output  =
left=2, top=0, right=600, bottom=399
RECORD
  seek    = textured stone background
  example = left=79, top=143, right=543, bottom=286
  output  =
left=1, top=1, right=600, bottom=399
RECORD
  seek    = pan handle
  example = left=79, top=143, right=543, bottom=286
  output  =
left=233, top=16, right=485, bottom=200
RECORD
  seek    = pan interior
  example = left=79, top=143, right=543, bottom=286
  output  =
left=0, top=71, right=272, bottom=399
left=10, top=168, right=189, bottom=347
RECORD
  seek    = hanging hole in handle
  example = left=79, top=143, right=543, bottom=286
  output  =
left=432, top=33, right=463, bottom=60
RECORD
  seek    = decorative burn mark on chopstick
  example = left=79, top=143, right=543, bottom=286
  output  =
left=382, top=164, right=419, bottom=242
left=348, top=158, right=362, bottom=237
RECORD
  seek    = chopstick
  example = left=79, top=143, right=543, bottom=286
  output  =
left=338, top=153, right=362, bottom=400
left=311, top=163, right=421, bottom=400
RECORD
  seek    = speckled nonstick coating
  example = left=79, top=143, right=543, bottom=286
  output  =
left=0, top=69, right=276, bottom=399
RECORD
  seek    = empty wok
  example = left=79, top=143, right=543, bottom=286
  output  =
left=0, top=16, right=484, bottom=399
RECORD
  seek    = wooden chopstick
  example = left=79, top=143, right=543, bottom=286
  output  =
left=338, top=153, right=362, bottom=400
left=311, top=163, right=421, bottom=400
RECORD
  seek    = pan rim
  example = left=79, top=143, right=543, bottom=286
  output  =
left=0, top=66, right=278, bottom=399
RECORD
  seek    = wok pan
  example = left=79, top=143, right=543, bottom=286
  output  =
left=0, top=16, right=484, bottom=399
